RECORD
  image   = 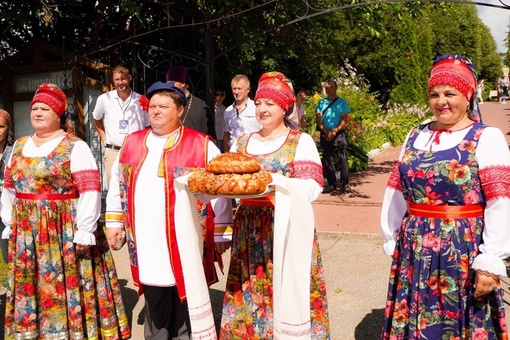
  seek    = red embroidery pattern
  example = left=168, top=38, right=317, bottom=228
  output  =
left=72, top=169, right=101, bottom=193
left=387, top=162, right=402, bottom=191
left=479, top=165, right=510, bottom=200
left=4, top=165, right=13, bottom=189
left=291, top=160, right=324, bottom=187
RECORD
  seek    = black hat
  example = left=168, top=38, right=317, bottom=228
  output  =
left=166, top=65, right=188, bottom=83
left=146, top=81, right=188, bottom=106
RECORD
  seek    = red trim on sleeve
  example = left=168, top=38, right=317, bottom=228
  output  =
left=479, top=165, right=510, bottom=200
left=387, top=162, right=402, bottom=191
left=72, top=169, right=101, bottom=193
left=291, top=160, right=324, bottom=188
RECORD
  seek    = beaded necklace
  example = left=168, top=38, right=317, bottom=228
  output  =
left=179, top=94, right=193, bottom=125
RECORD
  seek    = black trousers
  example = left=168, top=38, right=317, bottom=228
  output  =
left=320, top=130, right=349, bottom=187
left=143, top=285, right=191, bottom=340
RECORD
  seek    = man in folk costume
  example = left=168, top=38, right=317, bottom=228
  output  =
left=105, top=81, right=232, bottom=339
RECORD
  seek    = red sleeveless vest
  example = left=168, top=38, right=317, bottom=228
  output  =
left=119, top=126, right=215, bottom=300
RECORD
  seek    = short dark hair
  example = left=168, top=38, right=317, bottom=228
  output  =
left=327, top=79, right=338, bottom=87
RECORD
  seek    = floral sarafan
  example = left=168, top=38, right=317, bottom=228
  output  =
left=381, top=122, right=508, bottom=339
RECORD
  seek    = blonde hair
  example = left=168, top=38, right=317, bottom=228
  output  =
left=231, top=74, right=250, bottom=88
left=112, top=65, right=131, bottom=77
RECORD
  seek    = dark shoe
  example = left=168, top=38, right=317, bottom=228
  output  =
left=323, top=185, right=337, bottom=194
left=341, top=184, right=352, bottom=193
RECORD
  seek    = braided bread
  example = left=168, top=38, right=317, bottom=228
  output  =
left=205, top=152, right=261, bottom=174
left=188, top=152, right=271, bottom=195
left=188, top=170, right=272, bottom=195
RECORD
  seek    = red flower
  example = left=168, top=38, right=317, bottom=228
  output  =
left=41, top=296, right=55, bottom=309
left=66, top=275, right=79, bottom=289
left=23, top=282, right=35, bottom=295
left=139, top=95, right=149, bottom=112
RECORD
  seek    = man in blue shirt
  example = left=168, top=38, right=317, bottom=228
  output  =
left=315, top=79, right=351, bottom=193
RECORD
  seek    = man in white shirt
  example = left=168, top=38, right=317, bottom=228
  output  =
left=223, top=74, right=261, bottom=152
left=92, top=65, right=149, bottom=187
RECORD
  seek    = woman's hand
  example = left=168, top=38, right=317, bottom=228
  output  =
left=474, top=270, right=499, bottom=298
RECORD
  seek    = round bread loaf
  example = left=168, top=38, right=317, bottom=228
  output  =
left=205, top=152, right=261, bottom=174
left=188, top=170, right=272, bottom=195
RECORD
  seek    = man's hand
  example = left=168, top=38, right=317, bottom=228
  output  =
left=325, top=130, right=336, bottom=141
left=107, top=227, right=125, bottom=250
left=474, top=270, right=499, bottom=298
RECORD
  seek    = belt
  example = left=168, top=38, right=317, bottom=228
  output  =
left=105, top=144, right=121, bottom=151
left=406, top=202, right=484, bottom=219
left=240, top=196, right=275, bottom=206
left=16, top=193, right=79, bottom=200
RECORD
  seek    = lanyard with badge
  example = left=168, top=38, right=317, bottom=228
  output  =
left=117, top=93, right=132, bottom=134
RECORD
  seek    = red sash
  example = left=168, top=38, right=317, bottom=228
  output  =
left=406, top=201, right=484, bottom=219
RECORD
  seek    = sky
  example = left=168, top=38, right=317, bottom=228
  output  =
left=477, top=0, right=510, bottom=53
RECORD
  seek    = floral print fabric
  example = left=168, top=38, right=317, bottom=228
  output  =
left=4, top=135, right=130, bottom=340
left=220, top=130, right=330, bottom=339
left=381, top=123, right=508, bottom=339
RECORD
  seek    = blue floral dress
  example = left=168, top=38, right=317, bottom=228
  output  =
left=381, top=122, right=507, bottom=339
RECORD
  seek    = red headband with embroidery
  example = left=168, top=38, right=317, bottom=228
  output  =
left=31, top=83, right=67, bottom=117
left=254, top=72, right=295, bottom=112
left=428, top=59, right=476, bottom=100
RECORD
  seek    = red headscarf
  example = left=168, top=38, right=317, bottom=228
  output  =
left=31, top=83, right=68, bottom=117
left=254, top=72, right=295, bottom=112
left=428, top=58, right=476, bottom=100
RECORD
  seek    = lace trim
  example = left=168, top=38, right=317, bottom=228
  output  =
left=291, top=160, right=324, bottom=187
left=479, top=165, right=510, bottom=200
left=72, top=169, right=101, bottom=193
left=387, top=162, right=402, bottom=191
left=476, top=269, right=500, bottom=282
left=3, top=165, right=13, bottom=189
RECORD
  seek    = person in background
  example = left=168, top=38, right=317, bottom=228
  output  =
left=0, top=109, right=14, bottom=263
left=106, top=81, right=232, bottom=339
left=166, top=65, right=216, bottom=139
left=2, top=83, right=130, bottom=339
left=498, top=75, right=506, bottom=104
left=220, top=72, right=329, bottom=339
left=287, top=87, right=307, bottom=130
left=93, top=65, right=149, bottom=187
left=476, top=78, right=484, bottom=104
left=316, top=79, right=351, bottom=193
left=296, top=88, right=307, bottom=129
left=380, top=55, right=510, bottom=339
left=214, top=88, right=227, bottom=151
left=223, top=74, right=261, bottom=152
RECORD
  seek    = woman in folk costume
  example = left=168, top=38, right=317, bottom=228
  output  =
left=220, top=72, right=330, bottom=339
left=381, top=55, right=510, bottom=339
left=0, top=83, right=130, bottom=339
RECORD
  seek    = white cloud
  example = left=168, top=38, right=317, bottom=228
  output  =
left=477, top=0, right=510, bottom=52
